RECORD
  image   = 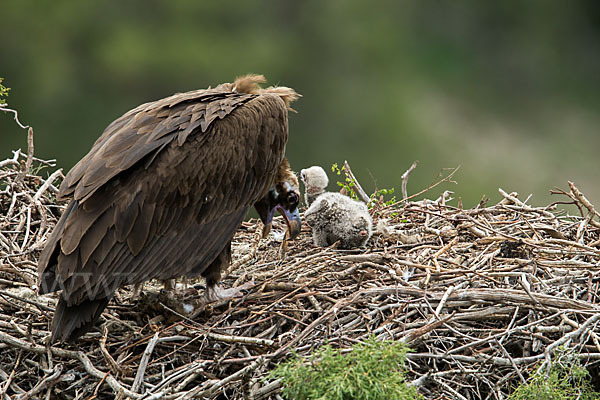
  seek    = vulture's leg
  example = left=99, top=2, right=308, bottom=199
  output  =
left=163, top=279, right=176, bottom=291
left=203, top=243, right=251, bottom=301
left=132, top=283, right=143, bottom=299
left=131, top=280, right=175, bottom=300
left=279, top=229, right=290, bottom=259
left=252, top=223, right=263, bottom=257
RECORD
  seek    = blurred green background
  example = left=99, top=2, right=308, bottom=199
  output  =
left=1, top=1, right=599, bottom=207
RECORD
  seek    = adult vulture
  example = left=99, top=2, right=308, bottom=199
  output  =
left=38, top=75, right=302, bottom=342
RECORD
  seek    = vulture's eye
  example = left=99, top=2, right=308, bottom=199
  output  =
left=286, top=191, right=299, bottom=209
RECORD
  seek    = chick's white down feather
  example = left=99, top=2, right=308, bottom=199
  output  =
left=300, top=166, right=372, bottom=249
left=300, top=166, right=329, bottom=206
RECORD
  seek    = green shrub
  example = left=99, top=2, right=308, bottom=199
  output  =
left=270, top=337, right=421, bottom=400
left=509, top=357, right=599, bottom=400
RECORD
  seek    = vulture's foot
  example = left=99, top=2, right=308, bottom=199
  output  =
left=205, top=281, right=254, bottom=302
left=163, top=279, right=176, bottom=291
left=130, top=279, right=182, bottom=302
left=136, top=284, right=199, bottom=318
left=131, top=283, right=144, bottom=300
left=253, top=224, right=263, bottom=257
left=160, top=285, right=199, bottom=315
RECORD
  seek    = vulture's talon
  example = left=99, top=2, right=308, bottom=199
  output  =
left=205, top=281, right=254, bottom=303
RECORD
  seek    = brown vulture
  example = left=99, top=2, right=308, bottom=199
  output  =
left=37, top=75, right=301, bottom=342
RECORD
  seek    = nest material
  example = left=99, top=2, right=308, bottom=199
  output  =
left=1, top=147, right=600, bottom=400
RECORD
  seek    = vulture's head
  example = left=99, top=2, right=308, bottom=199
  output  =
left=254, top=158, right=302, bottom=240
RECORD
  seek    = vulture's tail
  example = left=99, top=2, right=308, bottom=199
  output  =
left=50, top=296, right=110, bottom=343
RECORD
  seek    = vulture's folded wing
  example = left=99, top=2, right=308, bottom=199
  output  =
left=59, top=90, right=257, bottom=203
left=38, top=93, right=289, bottom=307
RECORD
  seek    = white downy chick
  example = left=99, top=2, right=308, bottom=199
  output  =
left=300, top=166, right=329, bottom=206
left=301, top=166, right=372, bottom=249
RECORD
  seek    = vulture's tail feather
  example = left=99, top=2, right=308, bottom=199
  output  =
left=51, top=296, right=110, bottom=342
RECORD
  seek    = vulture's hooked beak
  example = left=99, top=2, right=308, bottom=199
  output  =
left=273, top=204, right=301, bottom=240
left=255, top=184, right=302, bottom=240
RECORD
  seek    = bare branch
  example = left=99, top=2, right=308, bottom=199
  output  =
left=401, top=160, right=419, bottom=200
left=342, top=160, right=370, bottom=203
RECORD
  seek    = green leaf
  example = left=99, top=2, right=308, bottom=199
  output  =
left=0, top=78, right=10, bottom=105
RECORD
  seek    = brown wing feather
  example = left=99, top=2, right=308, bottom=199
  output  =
left=58, top=91, right=255, bottom=203
left=78, top=207, right=112, bottom=268
left=60, top=196, right=113, bottom=255
left=114, top=190, right=142, bottom=241
left=38, top=91, right=290, bottom=340
left=127, top=201, right=155, bottom=256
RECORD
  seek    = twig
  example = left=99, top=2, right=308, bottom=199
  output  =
left=176, top=356, right=264, bottom=400
left=206, top=331, right=275, bottom=347
left=132, top=331, right=160, bottom=393
left=392, top=166, right=460, bottom=207
left=495, top=340, right=526, bottom=384
left=15, top=364, right=63, bottom=400
left=24, top=128, right=34, bottom=176
left=1, top=350, right=22, bottom=398
left=568, top=181, right=600, bottom=228
left=0, top=104, right=30, bottom=130
left=568, top=181, right=600, bottom=219
left=32, top=169, right=63, bottom=203
left=343, top=160, right=370, bottom=204
left=0, top=331, right=143, bottom=399
left=542, top=312, right=600, bottom=374
left=100, top=326, right=123, bottom=376
left=401, top=160, right=418, bottom=200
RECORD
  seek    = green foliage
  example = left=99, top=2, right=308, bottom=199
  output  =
left=0, top=78, right=9, bottom=105
left=370, top=187, right=396, bottom=209
left=508, top=356, right=599, bottom=400
left=332, top=163, right=396, bottom=209
left=332, top=163, right=359, bottom=201
left=389, top=212, right=408, bottom=221
left=270, top=337, right=421, bottom=400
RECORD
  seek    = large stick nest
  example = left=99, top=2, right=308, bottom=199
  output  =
left=1, top=136, right=599, bottom=399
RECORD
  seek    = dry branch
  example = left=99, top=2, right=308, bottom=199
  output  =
left=342, top=160, right=370, bottom=203
left=1, top=135, right=600, bottom=399
left=401, top=160, right=419, bottom=200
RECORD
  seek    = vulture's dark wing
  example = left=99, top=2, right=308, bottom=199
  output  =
left=58, top=88, right=256, bottom=203
left=38, top=89, right=290, bottom=341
